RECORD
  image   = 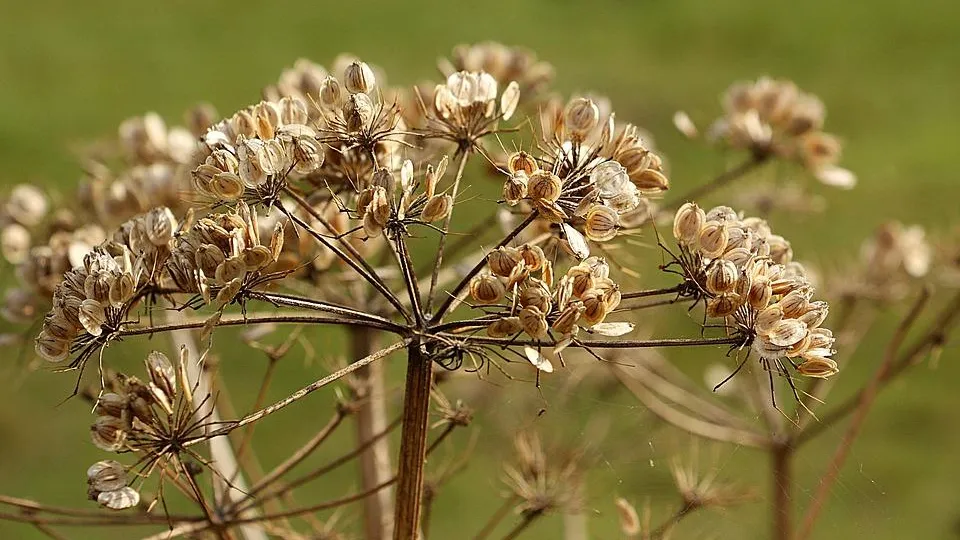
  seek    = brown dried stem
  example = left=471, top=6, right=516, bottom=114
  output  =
left=393, top=341, right=434, bottom=540
left=795, top=289, right=931, bottom=540
left=661, top=155, right=766, bottom=211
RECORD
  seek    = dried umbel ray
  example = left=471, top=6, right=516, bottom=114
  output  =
left=0, top=42, right=884, bottom=540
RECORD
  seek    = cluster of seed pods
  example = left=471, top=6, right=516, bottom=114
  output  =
left=673, top=202, right=837, bottom=377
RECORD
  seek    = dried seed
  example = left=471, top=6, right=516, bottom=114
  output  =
left=768, top=318, right=808, bottom=347
left=469, top=272, right=505, bottom=304
left=672, top=202, right=705, bottom=245
left=584, top=205, right=619, bottom=242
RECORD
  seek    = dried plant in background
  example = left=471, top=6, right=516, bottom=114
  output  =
left=0, top=42, right=956, bottom=540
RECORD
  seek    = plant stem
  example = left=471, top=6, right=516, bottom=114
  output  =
left=431, top=211, right=539, bottom=323
left=393, top=341, right=434, bottom=540
left=425, top=148, right=471, bottom=314
left=620, top=284, right=684, bottom=300
left=771, top=441, right=792, bottom=540
left=795, top=289, right=930, bottom=540
left=351, top=326, right=395, bottom=540
left=473, top=495, right=520, bottom=540
left=661, top=156, right=766, bottom=211
left=165, top=311, right=267, bottom=540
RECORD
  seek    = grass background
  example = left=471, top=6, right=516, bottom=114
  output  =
left=1, top=0, right=958, bottom=538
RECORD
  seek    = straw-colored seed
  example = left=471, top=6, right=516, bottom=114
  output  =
left=469, top=273, right=505, bottom=304
left=519, top=305, right=549, bottom=339
left=698, top=221, right=729, bottom=259
left=487, top=317, right=522, bottom=338
left=672, top=202, right=705, bottom=245
left=706, top=260, right=739, bottom=295
left=768, top=318, right=808, bottom=347
left=527, top=170, right=562, bottom=203
left=585, top=205, right=619, bottom=242
left=487, top=246, right=522, bottom=277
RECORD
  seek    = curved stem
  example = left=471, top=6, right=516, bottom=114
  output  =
left=247, top=291, right=400, bottom=329
left=661, top=156, right=766, bottom=211
left=425, top=148, right=471, bottom=314
left=442, top=334, right=743, bottom=349
left=117, top=313, right=405, bottom=339
left=431, top=211, right=539, bottom=324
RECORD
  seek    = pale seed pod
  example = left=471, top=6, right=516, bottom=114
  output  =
left=518, top=244, right=545, bottom=271
left=84, top=272, right=112, bottom=305
left=469, top=272, right=505, bottom=304
left=500, top=80, right=520, bottom=120
left=6, top=184, right=49, bottom=227
left=278, top=96, right=309, bottom=125
left=584, top=205, right=619, bottom=242
left=706, top=293, right=740, bottom=318
left=564, top=97, right=600, bottom=138
left=507, top=151, right=538, bottom=175
left=527, top=170, right=562, bottom=203
left=1, top=224, right=31, bottom=265
left=722, top=247, right=753, bottom=268
left=422, top=194, right=452, bottom=223
left=214, top=278, right=243, bottom=308
left=79, top=299, right=107, bottom=337
left=372, top=167, right=396, bottom=195
left=503, top=171, right=529, bottom=206
left=767, top=234, right=793, bottom=264
left=35, top=330, right=70, bottom=362
left=601, top=283, right=622, bottom=311
left=145, top=351, right=176, bottom=401
left=630, top=168, right=670, bottom=191
left=343, top=61, right=375, bottom=94
left=534, top=198, right=569, bottom=223
left=586, top=257, right=611, bottom=280
left=615, top=497, right=641, bottom=537
left=786, top=331, right=813, bottom=358
left=87, top=460, right=128, bottom=493
left=97, top=486, right=140, bottom=510
left=705, top=260, right=739, bottom=295
left=768, top=318, right=808, bottom=347
left=698, top=221, right=729, bottom=259
left=257, top=139, right=290, bottom=176
left=487, top=317, right=522, bottom=338
left=369, top=187, right=391, bottom=227
left=357, top=187, right=376, bottom=216
left=798, top=300, right=829, bottom=328
left=211, top=172, right=245, bottom=200
left=797, top=358, right=839, bottom=378
left=319, top=76, right=343, bottom=109
left=754, top=303, right=783, bottom=334
left=519, top=283, right=552, bottom=313
left=734, top=268, right=753, bottom=299
left=552, top=303, right=585, bottom=335
left=243, top=245, right=274, bottom=270
left=91, top=416, right=127, bottom=452
left=215, top=256, right=247, bottom=284
left=748, top=277, right=773, bottom=310
left=505, top=260, right=530, bottom=289
left=753, top=335, right=787, bottom=360
left=253, top=100, right=281, bottom=140
left=808, top=327, right=835, bottom=349
left=672, top=202, right=705, bottom=245
left=703, top=205, right=735, bottom=223
left=362, top=210, right=383, bottom=238
left=231, top=109, right=258, bottom=139
left=487, top=246, right=522, bottom=277
left=95, top=393, right=127, bottom=419
left=581, top=290, right=609, bottom=326
left=343, top=93, right=374, bottom=132
left=591, top=161, right=631, bottom=199
left=779, top=288, right=810, bottom=318
left=567, top=266, right=595, bottom=299
left=518, top=305, right=549, bottom=339
left=144, top=207, right=176, bottom=246
left=541, top=259, right=554, bottom=288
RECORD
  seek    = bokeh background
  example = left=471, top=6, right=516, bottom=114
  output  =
left=1, top=1, right=958, bottom=539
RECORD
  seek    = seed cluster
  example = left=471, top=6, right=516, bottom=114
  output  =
left=672, top=202, right=837, bottom=377
left=708, top=77, right=855, bottom=188
left=470, top=246, right=627, bottom=344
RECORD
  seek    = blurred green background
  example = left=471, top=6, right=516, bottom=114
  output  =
left=1, top=0, right=958, bottom=539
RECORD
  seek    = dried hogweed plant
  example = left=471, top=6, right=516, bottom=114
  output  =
left=1, top=43, right=958, bottom=540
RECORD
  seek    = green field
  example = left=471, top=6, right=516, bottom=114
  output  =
left=1, top=1, right=959, bottom=538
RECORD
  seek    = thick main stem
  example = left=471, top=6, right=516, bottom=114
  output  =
left=772, top=441, right=792, bottom=540
left=393, top=342, right=434, bottom=540
left=351, top=327, right=395, bottom=540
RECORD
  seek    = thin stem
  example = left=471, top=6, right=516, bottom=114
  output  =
left=661, top=156, right=766, bottom=210
left=393, top=341, right=434, bottom=540
left=425, top=148, right=471, bottom=314
left=392, top=234, right=426, bottom=327
left=431, top=211, right=539, bottom=323
left=473, top=495, right=521, bottom=540
left=649, top=502, right=697, bottom=539
left=445, top=335, right=743, bottom=349
left=248, top=291, right=400, bottom=329
left=117, top=313, right=405, bottom=339
left=620, top=284, right=684, bottom=300
left=795, top=290, right=960, bottom=446
left=501, top=511, right=543, bottom=540
left=280, top=202, right=413, bottom=323
left=795, top=289, right=931, bottom=540
left=188, top=340, right=408, bottom=446
left=771, top=442, right=791, bottom=540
